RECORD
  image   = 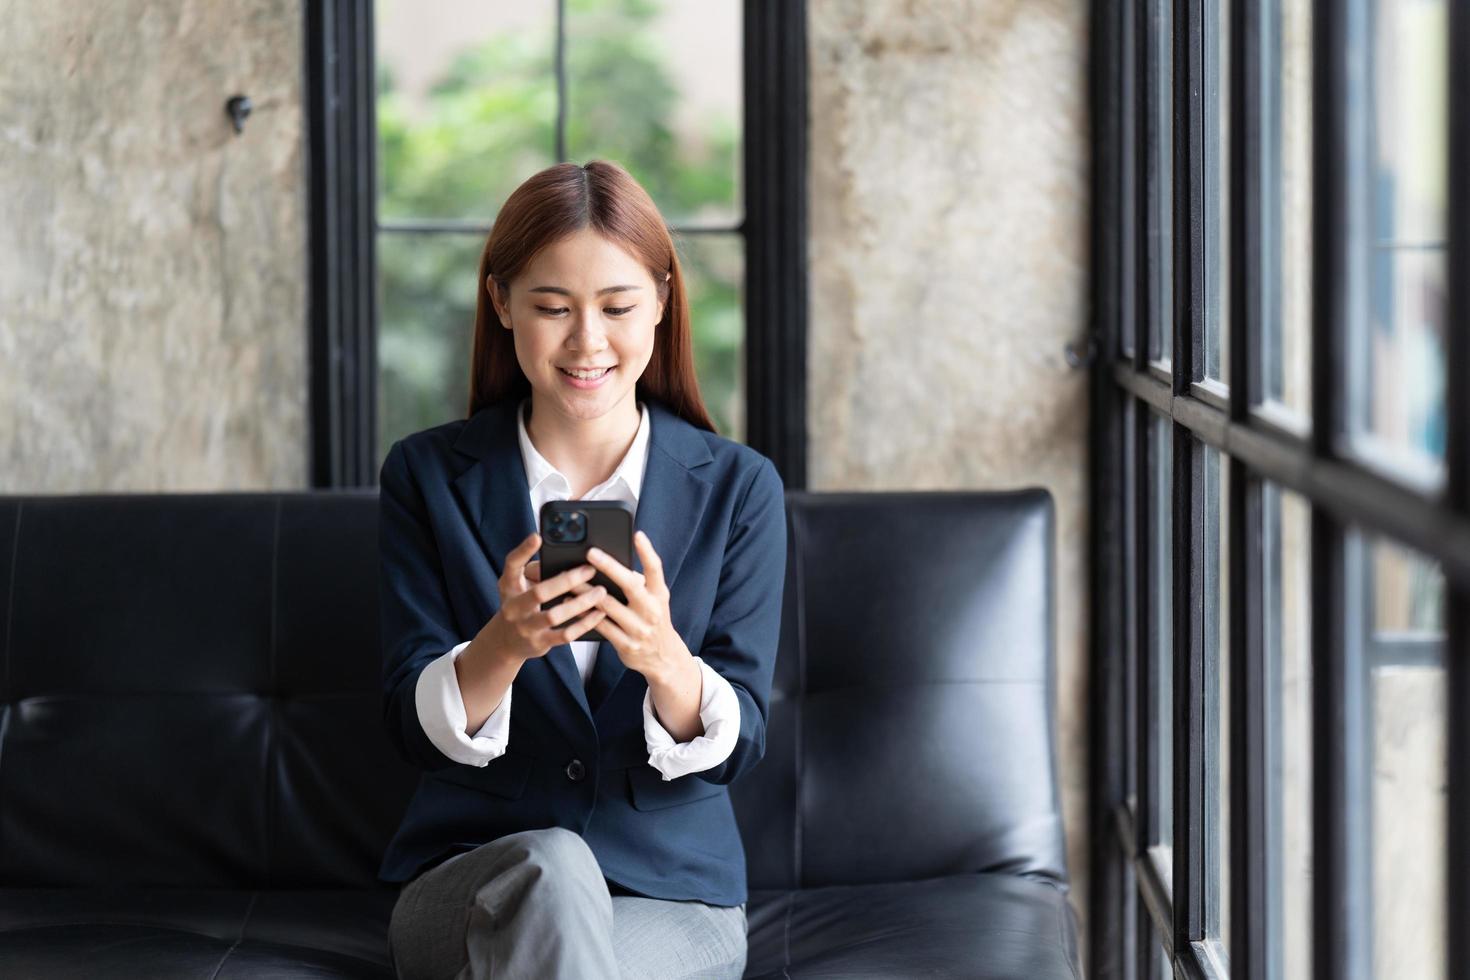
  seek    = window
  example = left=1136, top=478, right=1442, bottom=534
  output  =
left=1092, top=0, right=1467, bottom=977
left=1347, top=0, right=1448, bottom=490
left=306, top=0, right=808, bottom=487
left=374, top=0, right=743, bottom=455
left=1262, top=482, right=1312, bottom=980
left=1202, top=0, right=1230, bottom=389
left=1203, top=446, right=1229, bottom=958
left=1261, top=0, right=1313, bottom=431
left=1355, top=531, right=1446, bottom=978
left=1147, top=411, right=1174, bottom=872
left=1143, top=0, right=1173, bottom=371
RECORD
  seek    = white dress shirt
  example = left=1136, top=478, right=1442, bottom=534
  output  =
left=413, top=397, right=742, bottom=781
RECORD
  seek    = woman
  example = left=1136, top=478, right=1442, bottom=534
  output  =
left=377, top=159, right=786, bottom=980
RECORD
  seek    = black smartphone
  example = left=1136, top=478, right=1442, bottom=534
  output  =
left=538, top=499, right=635, bottom=643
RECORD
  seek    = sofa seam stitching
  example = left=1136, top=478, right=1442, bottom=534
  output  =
left=206, top=890, right=259, bottom=980
left=781, top=889, right=795, bottom=979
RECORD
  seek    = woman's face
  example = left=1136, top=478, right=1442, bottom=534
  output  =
left=491, top=227, right=666, bottom=423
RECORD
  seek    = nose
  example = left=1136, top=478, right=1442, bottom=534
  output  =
left=566, top=313, right=609, bottom=352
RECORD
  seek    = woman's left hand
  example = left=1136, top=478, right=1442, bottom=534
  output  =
left=584, top=530, right=691, bottom=683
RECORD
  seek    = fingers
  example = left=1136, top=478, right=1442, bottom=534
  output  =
left=584, top=546, right=644, bottom=593
left=593, top=593, right=655, bottom=645
left=633, top=530, right=667, bottom=596
left=531, top=563, right=598, bottom=604
left=558, top=605, right=608, bottom=643
left=592, top=589, right=634, bottom=632
left=502, top=533, right=541, bottom=586
left=590, top=613, right=634, bottom=650
left=544, top=584, right=609, bottom=633
left=526, top=559, right=541, bottom=583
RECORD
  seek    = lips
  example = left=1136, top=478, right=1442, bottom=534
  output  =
left=557, top=364, right=615, bottom=389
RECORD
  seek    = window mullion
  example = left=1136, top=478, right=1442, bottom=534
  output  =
left=1310, top=0, right=1372, bottom=973
left=1443, top=3, right=1469, bottom=978
left=1174, top=423, right=1206, bottom=956
left=554, top=0, right=567, bottom=163
left=1172, top=0, right=1205, bottom=962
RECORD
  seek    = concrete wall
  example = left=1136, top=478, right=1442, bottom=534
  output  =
left=0, top=0, right=307, bottom=491
left=806, top=0, right=1093, bottom=947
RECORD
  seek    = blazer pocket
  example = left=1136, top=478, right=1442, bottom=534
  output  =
left=430, top=752, right=533, bottom=800
left=626, top=764, right=726, bottom=811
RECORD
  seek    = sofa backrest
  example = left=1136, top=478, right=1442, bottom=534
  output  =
left=737, top=489, right=1067, bottom=892
left=0, top=492, right=393, bottom=889
left=0, top=489, right=1066, bottom=893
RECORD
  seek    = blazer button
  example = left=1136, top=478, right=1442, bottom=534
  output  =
left=565, top=758, right=585, bottom=782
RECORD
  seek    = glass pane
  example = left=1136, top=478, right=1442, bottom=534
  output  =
left=375, top=0, right=558, bottom=222
left=1146, top=0, right=1173, bottom=366
left=1123, top=857, right=1140, bottom=972
left=1204, top=449, right=1230, bottom=952
left=1150, top=916, right=1172, bottom=980
left=1264, top=483, right=1312, bottom=980
left=1356, top=532, right=1446, bottom=980
left=1204, top=0, right=1230, bottom=383
left=1349, top=0, right=1447, bottom=485
left=566, top=0, right=742, bottom=228
left=1124, top=398, right=1139, bottom=809
left=1264, top=0, right=1312, bottom=423
left=377, top=232, right=482, bottom=457
left=675, top=232, right=745, bottom=441
left=1150, top=413, right=1173, bottom=859
left=1120, top=0, right=1138, bottom=360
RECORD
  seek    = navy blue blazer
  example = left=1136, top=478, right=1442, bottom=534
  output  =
left=375, top=394, right=786, bottom=907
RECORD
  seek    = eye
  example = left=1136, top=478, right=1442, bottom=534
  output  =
left=534, top=305, right=635, bottom=317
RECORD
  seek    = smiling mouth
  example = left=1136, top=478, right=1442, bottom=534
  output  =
left=559, top=366, right=614, bottom=379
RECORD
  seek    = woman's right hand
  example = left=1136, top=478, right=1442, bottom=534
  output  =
left=482, top=532, right=608, bottom=664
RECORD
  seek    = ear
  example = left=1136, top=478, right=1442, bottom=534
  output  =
left=656, top=271, right=670, bottom=324
left=487, top=275, right=511, bottom=328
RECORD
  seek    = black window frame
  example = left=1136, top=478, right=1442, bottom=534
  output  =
left=1088, top=0, right=1470, bottom=978
left=305, top=0, right=808, bottom=491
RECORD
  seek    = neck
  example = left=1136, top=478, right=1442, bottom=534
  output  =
left=524, top=391, right=642, bottom=490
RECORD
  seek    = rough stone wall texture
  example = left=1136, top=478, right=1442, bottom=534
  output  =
left=807, top=0, right=1093, bottom=949
left=0, top=0, right=307, bottom=491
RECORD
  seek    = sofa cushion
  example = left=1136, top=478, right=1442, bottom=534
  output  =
left=0, top=874, right=1083, bottom=980
left=744, top=872, right=1081, bottom=979
left=0, top=887, right=398, bottom=978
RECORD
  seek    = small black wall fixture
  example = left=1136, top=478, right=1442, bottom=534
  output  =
left=225, top=95, right=252, bottom=135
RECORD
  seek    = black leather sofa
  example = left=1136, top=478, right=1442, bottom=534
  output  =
left=0, top=487, right=1081, bottom=979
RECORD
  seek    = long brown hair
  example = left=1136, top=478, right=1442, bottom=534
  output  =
left=465, top=159, right=716, bottom=433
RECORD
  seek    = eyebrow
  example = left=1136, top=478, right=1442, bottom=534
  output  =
left=527, top=285, right=643, bottom=296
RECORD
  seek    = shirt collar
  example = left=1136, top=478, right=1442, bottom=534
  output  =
left=515, top=397, right=652, bottom=501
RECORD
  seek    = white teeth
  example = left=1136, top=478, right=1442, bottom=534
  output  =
left=561, top=367, right=610, bottom=380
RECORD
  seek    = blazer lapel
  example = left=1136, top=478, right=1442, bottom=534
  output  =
left=450, top=395, right=713, bottom=730
left=585, top=405, right=712, bottom=719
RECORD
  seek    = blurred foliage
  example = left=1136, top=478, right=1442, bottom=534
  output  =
left=375, top=0, right=743, bottom=459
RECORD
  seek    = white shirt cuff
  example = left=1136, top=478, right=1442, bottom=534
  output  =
left=642, top=656, right=741, bottom=781
left=414, top=639, right=512, bottom=767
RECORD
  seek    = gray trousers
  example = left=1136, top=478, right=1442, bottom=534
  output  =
left=388, top=826, right=749, bottom=979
